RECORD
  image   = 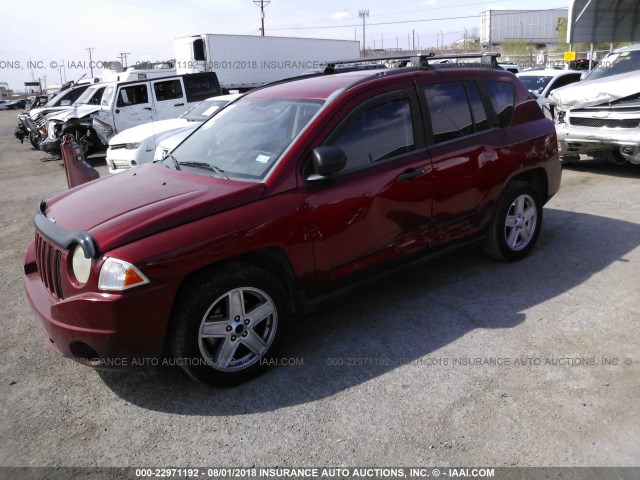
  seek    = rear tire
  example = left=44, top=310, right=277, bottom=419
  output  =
left=169, top=263, right=290, bottom=386
left=483, top=181, right=542, bottom=261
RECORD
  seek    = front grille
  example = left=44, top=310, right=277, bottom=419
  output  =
left=569, top=117, right=640, bottom=128
left=33, top=113, right=46, bottom=129
left=109, top=144, right=126, bottom=150
left=35, top=232, right=64, bottom=299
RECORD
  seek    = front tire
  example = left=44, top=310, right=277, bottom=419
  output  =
left=29, top=132, right=41, bottom=149
left=483, top=181, right=542, bottom=261
left=169, top=263, right=290, bottom=386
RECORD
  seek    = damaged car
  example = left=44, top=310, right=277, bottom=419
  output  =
left=14, top=84, right=90, bottom=148
left=549, top=44, right=640, bottom=165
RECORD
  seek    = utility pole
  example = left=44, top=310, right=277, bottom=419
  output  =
left=119, top=52, right=131, bottom=69
left=358, top=9, right=369, bottom=56
left=412, top=30, right=415, bottom=51
left=85, top=47, right=95, bottom=77
left=253, top=0, right=270, bottom=36
left=41, top=76, right=47, bottom=93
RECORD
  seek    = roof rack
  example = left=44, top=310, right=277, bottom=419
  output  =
left=322, top=52, right=502, bottom=73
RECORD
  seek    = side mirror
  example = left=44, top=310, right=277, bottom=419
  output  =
left=306, top=146, right=347, bottom=183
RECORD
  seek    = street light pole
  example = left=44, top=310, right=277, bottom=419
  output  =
left=358, top=9, right=369, bottom=56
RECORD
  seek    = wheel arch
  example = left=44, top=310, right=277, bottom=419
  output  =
left=506, top=167, right=549, bottom=205
left=164, top=246, right=307, bottom=353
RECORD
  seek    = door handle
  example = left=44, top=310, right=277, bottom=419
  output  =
left=174, top=103, right=184, bottom=107
left=397, top=167, right=426, bottom=181
left=144, top=107, right=153, bottom=111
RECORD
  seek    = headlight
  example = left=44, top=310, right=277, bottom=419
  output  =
left=124, top=142, right=142, bottom=150
left=556, top=110, right=566, bottom=124
left=98, top=257, right=149, bottom=291
left=72, top=244, right=91, bottom=285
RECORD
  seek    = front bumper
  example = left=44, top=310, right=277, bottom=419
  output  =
left=23, top=238, right=173, bottom=367
left=106, top=146, right=153, bottom=174
left=555, top=120, right=640, bottom=164
left=39, top=137, right=61, bottom=155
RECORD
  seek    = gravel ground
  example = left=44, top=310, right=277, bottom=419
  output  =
left=0, top=109, right=638, bottom=468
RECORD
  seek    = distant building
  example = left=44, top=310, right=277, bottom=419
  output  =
left=481, top=9, right=568, bottom=47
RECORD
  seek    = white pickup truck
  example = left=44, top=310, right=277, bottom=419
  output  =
left=39, top=72, right=221, bottom=156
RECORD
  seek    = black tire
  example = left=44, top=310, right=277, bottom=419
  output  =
left=169, top=263, right=290, bottom=386
left=560, top=155, right=580, bottom=165
left=29, top=132, right=40, bottom=150
left=483, top=181, right=543, bottom=261
left=609, top=150, right=628, bottom=166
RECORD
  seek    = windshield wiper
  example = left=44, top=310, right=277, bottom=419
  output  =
left=178, top=161, right=229, bottom=180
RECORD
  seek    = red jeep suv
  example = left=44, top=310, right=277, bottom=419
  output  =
left=24, top=54, right=561, bottom=385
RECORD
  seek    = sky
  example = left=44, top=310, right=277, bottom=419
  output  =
left=0, top=0, right=569, bottom=92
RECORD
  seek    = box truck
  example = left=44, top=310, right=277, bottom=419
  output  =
left=175, top=34, right=360, bottom=91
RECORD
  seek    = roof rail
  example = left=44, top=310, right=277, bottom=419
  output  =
left=323, top=52, right=502, bottom=73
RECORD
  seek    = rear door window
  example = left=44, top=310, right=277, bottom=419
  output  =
left=154, top=79, right=184, bottom=101
left=423, top=82, right=473, bottom=143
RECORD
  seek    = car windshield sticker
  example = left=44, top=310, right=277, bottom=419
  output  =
left=255, top=154, right=271, bottom=163
left=202, top=106, right=221, bottom=116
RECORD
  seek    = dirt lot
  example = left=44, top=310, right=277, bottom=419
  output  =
left=0, top=108, right=638, bottom=468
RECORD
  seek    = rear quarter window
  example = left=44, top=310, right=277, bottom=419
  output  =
left=484, top=80, right=515, bottom=127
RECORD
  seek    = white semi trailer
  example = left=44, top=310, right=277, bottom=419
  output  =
left=175, top=34, right=360, bottom=91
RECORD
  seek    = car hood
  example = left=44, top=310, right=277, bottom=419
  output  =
left=157, top=129, right=193, bottom=151
left=548, top=70, right=640, bottom=109
left=109, top=118, right=194, bottom=145
left=49, top=105, right=103, bottom=122
left=44, top=164, right=265, bottom=253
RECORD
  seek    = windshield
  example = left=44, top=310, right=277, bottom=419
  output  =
left=584, top=49, right=640, bottom=81
left=180, top=98, right=233, bottom=122
left=170, top=97, right=324, bottom=180
left=517, top=75, right=553, bottom=97
left=101, top=86, right=115, bottom=107
left=75, top=86, right=105, bottom=105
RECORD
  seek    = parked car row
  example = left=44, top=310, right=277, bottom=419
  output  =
left=106, top=93, right=240, bottom=173
left=0, top=98, right=27, bottom=110
left=12, top=72, right=222, bottom=157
